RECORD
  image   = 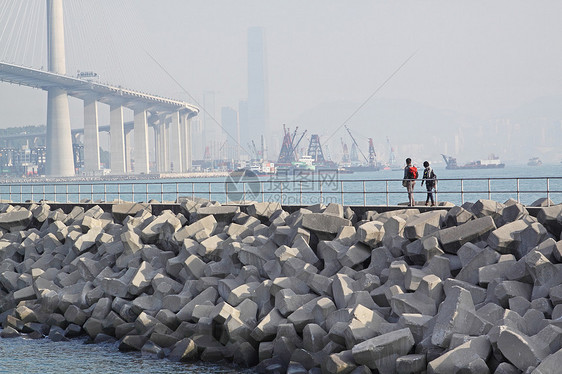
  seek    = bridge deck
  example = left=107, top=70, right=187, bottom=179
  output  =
left=0, top=61, right=199, bottom=115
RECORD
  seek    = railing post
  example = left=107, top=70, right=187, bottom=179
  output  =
left=191, top=183, right=194, bottom=200
left=363, top=180, right=366, bottom=206
left=547, top=178, right=550, bottom=206
left=460, top=179, right=464, bottom=205
left=385, top=180, right=389, bottom=206
left=225, top=182, right=228, bottom=203
left=176, top=183, right=179, bottom=202
left=117, top=184, right=121, bottom=202
left=104, top=183, right=107, bottom=202
left=208, top=182, right=211, bottom=201
left=320, top=180, right=323, bottom=204
left=487, top=178, right=491, bottom=200
left=160, top=183, right=163, bottom=203
left=516, top=178, right=520, bottom=203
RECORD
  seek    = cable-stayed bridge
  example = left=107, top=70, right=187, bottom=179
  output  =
left=0, top=0, right=199, bottom=176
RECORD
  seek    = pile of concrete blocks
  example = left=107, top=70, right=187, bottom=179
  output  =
left=1, top=198, right=562, bottom=373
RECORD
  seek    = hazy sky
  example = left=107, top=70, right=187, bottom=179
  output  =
left=0, top=0, right=561, bottom=160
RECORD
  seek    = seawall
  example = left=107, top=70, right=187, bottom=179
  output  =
left=0, top=197, right=561, bottom=373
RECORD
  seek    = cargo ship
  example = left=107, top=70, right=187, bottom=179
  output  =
left=441, top=154, right=505, bottom=170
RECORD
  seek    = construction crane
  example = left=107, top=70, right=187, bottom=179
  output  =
left=345, top=125, right=368, bottom=163
left=307, top=134, right=325, bottom=163
left=291, top=129, right=307, bottom=160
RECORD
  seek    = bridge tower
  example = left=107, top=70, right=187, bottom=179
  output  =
left=45, top=0, right=74, bottom=176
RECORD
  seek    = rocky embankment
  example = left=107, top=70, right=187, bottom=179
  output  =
left=1, top=199, right=562, bottom=373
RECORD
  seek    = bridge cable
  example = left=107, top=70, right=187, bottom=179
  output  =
left=11, top=1, right=26, bottom=64
left=0, top=1, right=15, bottom=61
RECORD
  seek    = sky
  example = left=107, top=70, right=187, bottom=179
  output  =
left=0, top=0, right=561, bottom=163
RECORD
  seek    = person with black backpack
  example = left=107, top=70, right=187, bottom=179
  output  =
left=421, top=160, right=437, bottom=206
left=402, top=158, right=418, bottom=206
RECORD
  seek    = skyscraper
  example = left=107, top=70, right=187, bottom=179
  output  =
left=246, top=27, right=269, bottom=157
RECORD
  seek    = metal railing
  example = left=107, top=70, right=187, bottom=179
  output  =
left=0, top=176, right=560, bottom=206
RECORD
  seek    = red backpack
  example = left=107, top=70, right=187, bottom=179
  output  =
left=408, top=166, right=418, bottom=179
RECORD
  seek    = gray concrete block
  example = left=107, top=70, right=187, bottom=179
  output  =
left=338, top=242, right=371, bottom=268
left=427, top=335, right=491, bottom=374
left=0, top=209, right=32, bottom=232
left=431, top=286, right=478, bottom=348
left=404, top=211, right=446, bottom=240
left=396, top=354, right=426, bottom=374
left=536, top=204, right=562, bottom=238
left=438, top=216, right=496, bottom=254
left=443, top=205, right=475, bottom=227
left=357, top=221, right=385, bottom=248
left=112, top=203, right=151, bottom=223
left=352, top=328, right=415, bottom=372
left=497, top=326, right=549, bottom=372
left=302, top=213, right=351, bottom=238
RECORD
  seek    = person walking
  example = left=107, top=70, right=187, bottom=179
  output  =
left=402, top=158, right=417, bottom=206
left=421, top=161, right=437, bottom=206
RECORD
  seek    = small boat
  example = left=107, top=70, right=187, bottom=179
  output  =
left=528, top=157, right=542, bottom=166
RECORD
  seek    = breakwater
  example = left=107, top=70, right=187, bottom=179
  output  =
left=0, top=198, right=561, bottom=373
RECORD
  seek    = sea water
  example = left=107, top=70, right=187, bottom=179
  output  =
left=0, top=336, right=254, bottom=373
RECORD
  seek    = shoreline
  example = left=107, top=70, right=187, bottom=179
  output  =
left=0, top=198, right=561, bottom=372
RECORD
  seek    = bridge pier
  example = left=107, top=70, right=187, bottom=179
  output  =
left=181, top=113, right=191, bottom=172
left=110, top=104, right=126, bottom=174
left=45, top=0, right=74, bottom=177
left=163, top=121, right=170, bottom=172
left=46, top=87, right=74, bottom=176
left=134, top=109, right=149, bottom=174
left=83, top=98, right=100, bottom=172
left=169, top=111, right=182, bottom=173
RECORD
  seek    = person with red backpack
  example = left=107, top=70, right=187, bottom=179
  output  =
left=402, top=157, right=418, bottom=206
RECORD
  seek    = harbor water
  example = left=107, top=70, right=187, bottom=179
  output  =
left=0, top=337, right=254, bottom=374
